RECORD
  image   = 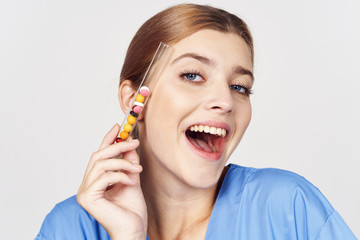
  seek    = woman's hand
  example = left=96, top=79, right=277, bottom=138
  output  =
left=77, top=124, right=147, bottom=240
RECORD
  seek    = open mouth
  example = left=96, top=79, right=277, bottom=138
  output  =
left=185, top=125, right=227, bottom=155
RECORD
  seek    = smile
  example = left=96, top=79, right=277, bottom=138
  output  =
left=189, top=125, right=227, bottom=137
left=185, top=123, right=229, bottom=159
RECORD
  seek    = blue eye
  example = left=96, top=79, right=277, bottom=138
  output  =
left=184, top=73, right=198, bottom=81
left=229, top=85, right=252, bottom=95
left=179, top=70, right=204, bottom=82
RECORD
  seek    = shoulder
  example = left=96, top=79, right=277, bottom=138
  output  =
left=245, top=166, right=334, bottom=214
left=50, top=195, right=87, bottom=217
left=247, top=166, right=325, bottom=196
left=226, top=165, right=356, bottom=239
left=36, top=195, right=109, bottom=240
left=226, top=164, right=330, bottom=205
left=227, top=164, right=316, bottom=188
left=222, top=164, right=356, bottom=239
left=205, top=165, right=356, bottom=239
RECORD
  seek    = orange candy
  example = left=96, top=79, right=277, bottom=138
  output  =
left=127, top=115, right=136, bottom=124
left=123, top=123, right=133, bottom=132
left=120, top=131, right=129, bottom=140
left=135, top=94, right=145, bottom=103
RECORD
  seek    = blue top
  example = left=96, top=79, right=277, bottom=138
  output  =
left=36, top=164, right=356, bottom=239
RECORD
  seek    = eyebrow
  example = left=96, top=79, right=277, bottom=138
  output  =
left=171, top=52, right=254, bottom=82
left=233, top=65, right=254, bottom=82
left=172, top=52, right=216, bottom=67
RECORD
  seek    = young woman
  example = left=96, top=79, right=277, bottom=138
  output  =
left=36, top=4, right=356, bottom=240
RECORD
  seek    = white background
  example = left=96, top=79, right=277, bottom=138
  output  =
left=0, top=0, right=359, bottom=239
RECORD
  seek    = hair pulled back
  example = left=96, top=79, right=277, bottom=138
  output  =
left=120, top=4, right=253, bottom=88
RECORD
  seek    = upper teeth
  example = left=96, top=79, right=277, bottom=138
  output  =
left=189, top=125, right=227, bottom=137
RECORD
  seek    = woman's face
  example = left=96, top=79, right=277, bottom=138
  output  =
left=138, top=29, right=253, bottom=188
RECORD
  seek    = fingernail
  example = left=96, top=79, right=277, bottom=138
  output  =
left=132, top=164, right=142, bottom=170
left=129, top=177, right=137, bottom=184
left=129, top=139, right=139, bottom=144
left=110, top=123, right=120, bottom=133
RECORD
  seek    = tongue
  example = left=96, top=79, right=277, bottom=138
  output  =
left=188, top=133, right=216, bottom=153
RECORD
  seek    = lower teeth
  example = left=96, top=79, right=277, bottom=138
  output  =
left=211, top=146, right=217, bottom=153
left=186, top=130, right=218, bottom=153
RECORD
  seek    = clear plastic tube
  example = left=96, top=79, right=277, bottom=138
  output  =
left=116, top=42, right=172, bottom=142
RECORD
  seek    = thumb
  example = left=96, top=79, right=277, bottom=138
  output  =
left=122, top=148, right=141, bottom=184
left=122, top=142, right=140, bottom=164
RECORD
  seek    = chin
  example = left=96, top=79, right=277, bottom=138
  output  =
left=179, top=161, right=226, bottom=189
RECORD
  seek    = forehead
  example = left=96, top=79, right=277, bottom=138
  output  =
left=171, top=29, right=253, bottom=70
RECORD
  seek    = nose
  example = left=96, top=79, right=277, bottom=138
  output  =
left=205, top=81, right=234, bottom=114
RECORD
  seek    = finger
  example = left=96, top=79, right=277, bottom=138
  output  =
left=90, top=171, right=137, bottom=193
left=99, top=124, right=120, bottom=150
left=122, top=147, right=140, bottom=165
left=92, top=139, right=139, bottom=164
left=122, top=148, right=141, bottom=183
left=86, top=159, right=142, bottom=186
left=86, top=140, right=139, bottom=176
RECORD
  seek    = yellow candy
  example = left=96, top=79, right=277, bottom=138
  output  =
left=135, top=94, right=145, bottom=103
left=127, top=115, right=136, bottom=124
left=120, top=131, right=129, bottom=140
left=123, top=123, right=133, bottom=132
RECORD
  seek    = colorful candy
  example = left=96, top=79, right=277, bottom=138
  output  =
left=127, top=115, right=136, bottom=125
left=120, top=131, right=129, bottom=140
left=123, top=123, right=132, bottom=132
left=130, top=110, right=138, bottom=118
left=139, top=86, right=150, bottom=96
left=117, top=86, right=151, bottom=141
left=133, top=105, right=142, bottom=114
left=133, top=101, right=144, bottom=107
left=135, top=94, right=145, bottom=103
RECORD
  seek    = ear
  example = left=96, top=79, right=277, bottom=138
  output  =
left=118, top=80, right=136, bottom=114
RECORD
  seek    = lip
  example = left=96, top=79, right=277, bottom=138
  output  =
left=184, top=120, right=230, bottom=161
left=186, top=120, right=231, bottom=133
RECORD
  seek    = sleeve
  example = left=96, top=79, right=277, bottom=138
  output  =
left=36, top=201, right=84, bottom=240
left=314, top=210, right=357, bottom=240
left=288, top=175, right=357, bottom=240
left=244, top=168, right=357, bottom=240
left=35, top=196, right=110, bottom=240
left=35, top=233, right=46, bottom=240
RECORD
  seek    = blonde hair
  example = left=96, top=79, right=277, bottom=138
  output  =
left=120, top=4, right=253, bottom=88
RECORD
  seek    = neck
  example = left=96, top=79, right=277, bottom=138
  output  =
left=140, top=162, right=220, bottom=240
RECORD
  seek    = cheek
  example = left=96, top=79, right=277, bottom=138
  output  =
left=238, top=100, right=252, bottom=128
left=143, top=82, right=191, bottom=140
left=232, top=100, right=252, bottom=141
left=147, top=82, right=197, bottom=123
left=139, top=84, right=194, bottom=168
left=244, top=101, right=252, bottom=125
left=222, top=101, right=252, bottom=160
